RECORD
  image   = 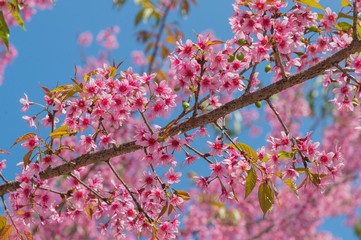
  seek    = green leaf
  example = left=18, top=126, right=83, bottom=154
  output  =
left=275, top=171, right=282, bottom=178
left=135, top=9, right=144, bottom=26
left=232, top=187, right=239, bottom=202
left=0, top=11, right=10, bottom=51
left=168, top=204, right=174, bottom=217
left=295, top=167, right=306, bottom=173
left=298, top=177, right=307, bottom=189
left=338, top=12, right=355, bottom=20
left=60, top=85, right=82, bottom=102
left=51, top=84, right=74, bottom=92
left=337, top=22, right=352, bottom=32
left=109, top=67, right=117, bottom=78
left=0, top=217, right=6, bottom=232
left=113, top=0, right=126, bottom=8
left=278, top=151, right=294, bottom=159
left=174, top=190, right=191, bottom=200
left=8, top=2, right=25, bottom=30
left=317, top=13, right=324, bottom=20
left=341, top=0, right=352, bottom=7
left=23, top=148, right=35, bottom=168
left=158, top=201, right=168, bottom=219
left=284, top=179, right=299, bottom=199
left=49, top=125, right=77, bottom=139
left=295, top=0, right=326, bottom=12
left=258, top=182, right=274, bottom=218
left=245, top=168, right=257, bottom=199
left=309, top=172, right=321, bottom=186
left=357, top=21, right=361, bottom=39
left=227, top=143, right=258, bottom=162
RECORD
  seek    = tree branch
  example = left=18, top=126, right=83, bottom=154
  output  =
left=0, top=39, right=360, bottom=196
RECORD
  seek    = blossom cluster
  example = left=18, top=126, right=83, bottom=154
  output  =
left=5, top=0, right=361, bottom=239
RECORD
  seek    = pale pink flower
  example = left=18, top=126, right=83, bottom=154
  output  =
left=21, top=136, right=39, bottom=151
left=23, top=115, right=37, bottom=129
left=97, top=26, right=120, bottom=50
left=78, top=31, right=93, bottom=46
left=131, top=50, right=147, bottom=66
left=20, top=93, right=32, bottom=112
left=41, top=114, right=59, bottom=129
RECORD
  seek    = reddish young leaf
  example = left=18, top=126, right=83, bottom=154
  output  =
left=0, top=149, right=10, bottom=155
left=11, top=133, right=36, bottom=149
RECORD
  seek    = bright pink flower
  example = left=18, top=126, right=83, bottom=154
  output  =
left=282, top=168, right=299, bottom=182
left=136, top=133, right=159, bottom=152
left=177, top=39, right=194, bottom=58
left=99, top=133, right=116, bottom=148
left=209, top=162, right=224, bottom=178
left=41, top=155, right=54, bottom=169
left=80, top=134, right=97, bottom=152
left=165, top=167, right=181, bottom=184
left=131, top=92, right=147, bottom=112
left=167, top=135, right=185, bottom=153
left=318, top=152, right=335, bottom=166
left=320, top=8, right=337, bottom=32
left=0, top=159, right=6, bottom=173
left=207, top=137, right=225, bottom=156
left=21, top=136, right=39, bottom=151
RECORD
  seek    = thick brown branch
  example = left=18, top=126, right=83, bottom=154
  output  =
left=1, top=40, right=361, bottom=196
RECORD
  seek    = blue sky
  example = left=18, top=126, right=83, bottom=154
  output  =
left=0, top=0, right=357, bottom=238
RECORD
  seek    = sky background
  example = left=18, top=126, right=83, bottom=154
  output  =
left=0, top=0, right=357, bottom=239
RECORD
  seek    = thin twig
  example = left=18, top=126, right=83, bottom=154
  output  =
left=265, top=99, right=290, bottom=135
left=245, top=63, right=258, bottom=93
left=69, top=173, right=110, bottom=205
left=333, top=64, right=361, bottom=85
left=193, top=57, right=206, bottom=117
left=214, top=121, right=244, bottom=152
left=272, top=43, right=288, bottom=81
left=1, top=195, right=21, bottom=236
left=266, top=98, right=308, bottom=168
left=106, top=160, right=153, bottom=223
left=161, top=94, right=210, bottom=131
left=184, top=144, right=214, bottom=164
left=140, top=110, right=154, bottom=134
left=248, top=224, right=274, bottom=240
left=0, top=174, right=8, bottom=183
left=147, top=5, right=171, bottom=73
left=38, top=186, right=66, bottom=196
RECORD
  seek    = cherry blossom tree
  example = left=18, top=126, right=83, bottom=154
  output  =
left=1, top=0, right=361, bottom=239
